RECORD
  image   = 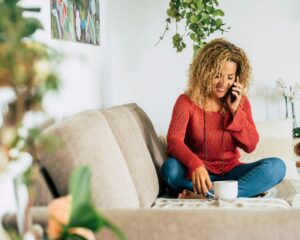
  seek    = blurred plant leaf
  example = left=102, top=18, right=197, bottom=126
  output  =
left=21, top=7, right=41, bottom=12
left=45, top=73, right=60, bottom=92
left=67, top=166, right=127, bottom=240
left=69, top=166, right=92, bottom=208
left=21, top=18, right=43, bottom=38
left=69, top=203, right=106, bottom=231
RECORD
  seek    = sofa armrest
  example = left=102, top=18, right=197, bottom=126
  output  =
left=2, top=207, right=48, bottom=230
left=3, top=207, right=300, bottom=240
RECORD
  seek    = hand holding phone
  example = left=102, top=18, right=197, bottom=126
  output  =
left=226, top=76, right=244, bottom=116
left=227, top=85, right=237, bottom=103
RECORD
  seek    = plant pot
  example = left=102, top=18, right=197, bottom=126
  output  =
left=1, top=152, right=33, bottom=238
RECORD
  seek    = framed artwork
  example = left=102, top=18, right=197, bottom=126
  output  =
left=51, top=0, right=100, bottom=45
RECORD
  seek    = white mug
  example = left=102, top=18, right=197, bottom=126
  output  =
left=213, top=180, right=238, bottom=200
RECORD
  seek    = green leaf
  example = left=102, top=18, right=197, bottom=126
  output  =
left=0, top=33, right=5, bottom=42
left=69, top=166, right=92, bottom=210
left=45, top=73, right=60, bottom=92
left=21, top=18, right=43, bottom=38
left=196, top=0, right=204, bottom=9
left=167, top=8, right=175, bottom=17
left=212, top=0, right=219, bottom=6
left=173, top=33, right=181, bottom=41
left=21, top=7, right=41, bottom=12
left=190, top=33, right=196, bottom=41
left=207, top=6, right=214, bottom=14
left=215, top=18, right=223, bottom=27
left=213, top=9, right=224, bottom=16
left=190, top=15, right=198, bottom=23
left=69, top=203, right=106, bottom=231
left=190, top=3, right=196, bottom=9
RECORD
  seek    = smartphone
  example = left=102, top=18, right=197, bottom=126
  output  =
left=227, top=84, right=236, bottom=103
left=226, top=68, right=240, bottom=103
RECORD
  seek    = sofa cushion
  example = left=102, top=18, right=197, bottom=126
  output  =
left=102, top=106, right=159, bottom=208
left=239, top=118, right=298, bottom=180
left=38, top=111, right=140, bottom=209
left=122, top=103, right=168, bottom=195
left=255, top=118, right=293, bottom=139
left=240, top=137, right=299, bottom=180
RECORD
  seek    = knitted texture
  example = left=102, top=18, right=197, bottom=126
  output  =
left=167, top=94, right=259, bottom=179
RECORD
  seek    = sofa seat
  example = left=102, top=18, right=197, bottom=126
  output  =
left=152, top=178, right=300, bottom=210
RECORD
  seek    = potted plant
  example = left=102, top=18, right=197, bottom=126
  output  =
left=0, top=0, right=61, bottom=237
left=156, top=0, right=229, bottom=52
left=0, top=1, right=125, bottom=239
left=0, top=0, right=60, bottom=165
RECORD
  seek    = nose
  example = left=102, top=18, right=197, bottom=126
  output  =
left=219, top=76, right=231, bottom=86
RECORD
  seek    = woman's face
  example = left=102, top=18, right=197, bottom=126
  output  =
left=211, top=61, right=237, bottom=100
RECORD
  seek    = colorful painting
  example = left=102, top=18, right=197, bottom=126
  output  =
left=51, top=0, right=100, bottom=45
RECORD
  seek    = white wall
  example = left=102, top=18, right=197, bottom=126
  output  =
left=22, top=0, right=103, bottom=120
left=102, top=0, right=300, bottom=134
left=217, top=0, right=300, bottom=125
left=22, top=0, right=300, bottom=134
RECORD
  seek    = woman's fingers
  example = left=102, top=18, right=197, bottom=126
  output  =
left=206, top=177, right=213, bottom=190
left=200, top=177, right=208, bottom=195
left=196, top=177, right=202, bottom=194
left=192, top=175, right=197, bottom=193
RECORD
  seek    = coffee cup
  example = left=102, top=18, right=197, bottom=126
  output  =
left=213, top=180, right=238, bottom=200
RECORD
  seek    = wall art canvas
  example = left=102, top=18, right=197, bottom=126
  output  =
left=51, top=0, right=100, bottom=45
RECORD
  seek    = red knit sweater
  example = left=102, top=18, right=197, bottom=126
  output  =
left=167, top=94, right=259, bottom=179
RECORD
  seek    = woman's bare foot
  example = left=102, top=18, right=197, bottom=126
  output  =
left=178, top=189, right=207, bottom=199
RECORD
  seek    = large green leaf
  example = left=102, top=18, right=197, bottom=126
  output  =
left=69, top=203, right=106, bottom=231
left=69, top=203, right=127, bottom=240
left=69, top=165, right=91, bottom=210
left=21, top=17, right=43, bottom=38
left=67, top=166, right=127, bottom=240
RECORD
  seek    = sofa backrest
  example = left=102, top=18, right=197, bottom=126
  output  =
left=239, top=118, right=299, bottom=180
left=122, top=103, right=167, bottom=194
left=36, top=103, right=167, bottom=209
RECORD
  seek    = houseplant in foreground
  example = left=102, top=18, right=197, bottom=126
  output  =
left=47, top=166, right=126, bottom=240
left=0, top=0, right=60, bottom=168
left=0, top=0, right=60, bottom=237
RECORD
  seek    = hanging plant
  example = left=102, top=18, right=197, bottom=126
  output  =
left=156, top=0, right=229, bottom=52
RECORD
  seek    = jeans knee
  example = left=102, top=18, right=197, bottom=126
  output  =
left=271, top=157, right=286, bottom=182
left=161, top=157, right=185, bottom=190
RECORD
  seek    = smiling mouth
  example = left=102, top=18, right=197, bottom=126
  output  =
left=216, top=87, right=226, bottom=92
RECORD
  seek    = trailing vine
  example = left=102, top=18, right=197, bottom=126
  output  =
left=156, top=0, right=229, bottom=52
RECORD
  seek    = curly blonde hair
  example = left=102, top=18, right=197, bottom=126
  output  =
left=185, top=38, right=252, bottom=106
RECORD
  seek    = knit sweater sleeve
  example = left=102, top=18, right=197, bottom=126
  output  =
left=167, top=95, right=204, bottom=173
left=224, top=96, right=259, bottom=153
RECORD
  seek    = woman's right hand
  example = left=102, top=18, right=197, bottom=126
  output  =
left=192, top=166, right=213, bottom=196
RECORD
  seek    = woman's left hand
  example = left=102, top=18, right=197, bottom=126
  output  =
left=226, top=79, right=244, bottom=116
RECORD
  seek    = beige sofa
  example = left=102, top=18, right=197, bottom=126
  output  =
left=3, top=103, right=300, bottom=239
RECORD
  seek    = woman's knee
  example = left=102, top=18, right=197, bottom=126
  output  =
left=262, top=157, right=286, bottom=183
left=161, top=157, right=187, bottom=188
left=271, top=157, right=286, bottom=182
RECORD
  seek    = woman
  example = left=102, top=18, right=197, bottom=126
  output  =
left=161, top=38, right=286, bottom=199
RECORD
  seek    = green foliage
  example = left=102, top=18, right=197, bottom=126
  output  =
left=0, top=1, right=42, bottom=43
left=0, top=0, right=60, bottom=153
left=158, top=0, right=229, bottom=52
left=66, top=166, right=126, bottom=240
left=293, top=127, right=300, bottom=138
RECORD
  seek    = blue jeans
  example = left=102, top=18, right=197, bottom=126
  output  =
left=161, top=157, right=286, bottom=197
